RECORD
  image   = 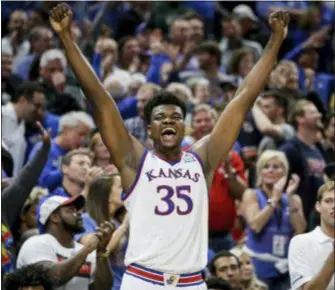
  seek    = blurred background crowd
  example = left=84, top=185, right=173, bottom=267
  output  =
left=1, top=1, right=335, bottom=290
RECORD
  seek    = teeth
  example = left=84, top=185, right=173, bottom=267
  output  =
left=162, top=128, right=176, bottom=134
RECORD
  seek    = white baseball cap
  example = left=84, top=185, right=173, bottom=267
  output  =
left=233, top=5, right=259, bottom=22
left=39, top=195, right=86, bottom=226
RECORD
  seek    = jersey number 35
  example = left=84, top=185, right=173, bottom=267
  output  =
left=155, top=185, right=193, bottom=216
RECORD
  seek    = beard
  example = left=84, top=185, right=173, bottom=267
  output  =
left=62, top=218, right=85, bottom=234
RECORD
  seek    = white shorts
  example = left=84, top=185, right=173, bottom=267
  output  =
left=120, top=264, right=208, bottom=290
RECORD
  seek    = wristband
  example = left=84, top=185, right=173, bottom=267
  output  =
left=267, top=199, right=278, bottom=208
left=97, top=249, right=110, bottom=259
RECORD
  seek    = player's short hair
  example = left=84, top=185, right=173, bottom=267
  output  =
left=143, top=90, right=187, bottom=124
left=183, top=11, right=204, bottom=23
left=196, top=41, right=221, bottom=66
left=289, top=100, right=314, bottom=128
left=4, top=263, right=53, bottom=290
left=260, top=89, right=289, bottom=118
left=13, top=81, right=44, bottom=103
left=209, top=250, right=240, bottom=275
left=61, top=148, right=94, bottom=167
left=317, top=181, right=334, bottom=202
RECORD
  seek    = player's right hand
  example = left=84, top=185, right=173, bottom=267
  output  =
left=49, top=3, right=73, bottom=34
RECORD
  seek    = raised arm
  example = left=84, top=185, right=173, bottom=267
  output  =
left=193, top=11, right=290, bottom=173
left=2, top=122, right=51, bottom=228
left=49, top=4, right=144, bottom=172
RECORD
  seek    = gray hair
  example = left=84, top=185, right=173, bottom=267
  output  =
left=40, top=49, right=67, bottom=68
left=59, top=111, right=95, bottom=133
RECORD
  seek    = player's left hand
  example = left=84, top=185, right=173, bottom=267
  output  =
left=268, top=10, right=290, bottom=40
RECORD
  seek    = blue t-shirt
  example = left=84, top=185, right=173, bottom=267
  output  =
left=246, top=189, right=293, bottom=279
left=279, top=137, right=326, bottom=219
left=75, top=213, right=127, bottom=290
left=28, top=139, right=66, bottom=192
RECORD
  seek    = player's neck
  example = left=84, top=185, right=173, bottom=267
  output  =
left=153, top=148, right=183, bottom=162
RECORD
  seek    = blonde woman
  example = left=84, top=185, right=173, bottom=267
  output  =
left=230, top=248, right=268, bottom=290
left=241, top=150, right=307, bottom=290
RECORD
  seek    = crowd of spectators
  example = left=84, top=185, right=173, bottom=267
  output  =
left=1, top=1, right=334, bottom=290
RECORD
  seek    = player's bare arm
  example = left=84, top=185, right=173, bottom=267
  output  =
left=192, top=11, right=290, bottom=175
left=49, top=3, right=144, bottom=190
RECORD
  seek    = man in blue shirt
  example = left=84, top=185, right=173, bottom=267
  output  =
left=279, top=100, right=326, bottom=221
left=28, top=111, right=95, bottom=191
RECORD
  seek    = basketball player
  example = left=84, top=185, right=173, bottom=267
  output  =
left=49, top=4, right=289, bottom=289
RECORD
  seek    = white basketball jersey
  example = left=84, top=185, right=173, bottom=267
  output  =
left=122, top=150, right=208, bottom=274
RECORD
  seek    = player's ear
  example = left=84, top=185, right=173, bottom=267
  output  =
left=147, top=125, right=152, bottom=138
left=315, top=201, right=321, bottom=214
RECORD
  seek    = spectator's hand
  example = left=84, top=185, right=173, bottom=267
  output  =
left=273, top=176, right=286, bottom=200
left=86, top=166, right=105, bottom=185
left=129, top=56, right=140, bottom=73
left=49, top=3, right=73, bottom=34
left=51, top=71, right=66, bottom=94
left=304, top=68, right=315, bottom=90
left=105, top=164, right=118, bottom=175
left=82, top=19, right=93, bottom=40
left=305, top=25, right=331, bottom=48
left=36, top=121, right=51, bottom=146
left=222, top=153, right=235, bottom=178
left=96, top=221, right=115, bottom=252
left=150, top=41, right=165, bottom=55
left=286, top=174, right=300, bottom=196
left=165, top=44, right=180, bottom=65
left=95, top=38, right=105, bottom=53
left=268, top=10, right=290, bottom=40
left=102, top=54, right=113, bottom=74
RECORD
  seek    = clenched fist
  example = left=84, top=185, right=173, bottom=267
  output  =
left=49, top=3, right=73, bottom=33
left=268, top=10, right=290, bottom=40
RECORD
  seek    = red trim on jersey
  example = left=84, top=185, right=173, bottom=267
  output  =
left=126, top=264, right=203, bottom=286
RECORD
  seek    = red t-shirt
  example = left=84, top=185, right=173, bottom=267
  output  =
left=208, top=151, right=246, bottom=232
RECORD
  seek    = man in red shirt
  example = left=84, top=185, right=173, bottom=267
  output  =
left=183, top=104, right=247, bottom=252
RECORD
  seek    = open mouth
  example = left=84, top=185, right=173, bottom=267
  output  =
left=161, top=128, right=177, bottom=142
